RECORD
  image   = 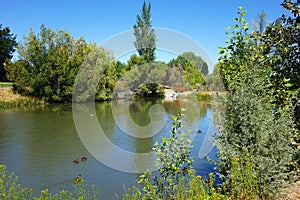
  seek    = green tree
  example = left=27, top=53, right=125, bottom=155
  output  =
left=169, top=51, right=208, bottom=75
left=263, top=0, right=300, bottom=165
left=127, top=54, right=147, bottom=68
left=205, top=63, right=225, bottom=91
left=119, top=61, right=167, bottom=98
left=73, top=43, right=115, bottom=102
left=218, top=7, right=249, bottom=90
left=6, top=25, right=90, bottom=102
left=0, top=24, right=16, bottom=81
left=169, top=52, right=207, bottom=88
left=215, top=62, right=294, bottom=198
left=133, top=1, right=156, bottom=63
left=216, top=7, right=295, bottom=198
left=183, top=61, right=205, bottom=88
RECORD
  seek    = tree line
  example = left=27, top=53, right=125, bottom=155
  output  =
left=0, top=1, right=208, bottom=102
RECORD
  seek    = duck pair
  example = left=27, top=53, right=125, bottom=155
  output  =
left=72, top=156, right=87, bottom=165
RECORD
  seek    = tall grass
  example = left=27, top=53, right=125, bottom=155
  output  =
left=0, top=98, right=46, bottom=109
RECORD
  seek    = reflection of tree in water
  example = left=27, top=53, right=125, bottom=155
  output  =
left=2, top=103, right=73, bottom=113
left=128, top=99, right=162, bottom=126
left=95, top=101, right=154, bottom=153
left=95, top=102, right=116, bottom=141
left=163, top=100, right=210, bottom=121
left=162, top=100, right=182, bottom=115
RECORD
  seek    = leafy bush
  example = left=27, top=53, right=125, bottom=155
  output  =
left=216, top=6, right=296, bottom=198
left=134, top=83, right=164, bottom=98
left=137, top=109, right=193, bottom=199
left=214, top=63, right=294, bottom=198
left=5, top=25, right=91, bottom=102
left=263, top=0, right=300, bottom=167
left=123, top=109, right=227, bottom=200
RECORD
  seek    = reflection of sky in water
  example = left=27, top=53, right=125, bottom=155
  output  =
left=0, top=100, right=218, bottom=198
left=192, top=108, right=219, bottom=180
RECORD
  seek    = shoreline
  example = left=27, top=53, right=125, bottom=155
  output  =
left=0, top=87, right=45, bottom=108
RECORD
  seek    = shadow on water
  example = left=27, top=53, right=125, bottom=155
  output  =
left=0, top=99, right=218, bottom=198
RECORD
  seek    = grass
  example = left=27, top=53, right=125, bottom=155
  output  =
left=0, top=85, right=46, bottom=109
left=0, top=82, right=13, bottom=87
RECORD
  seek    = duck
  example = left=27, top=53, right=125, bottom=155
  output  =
left=72, top=159, right=80, bottom=165
left=197, top=130, right=202, bottom=134
left=81, top=156, right=87, bottom=161
left=74, top=174, right=83, bottom=183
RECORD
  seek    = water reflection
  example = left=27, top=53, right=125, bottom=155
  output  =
left=0, top=100, right=216, bottom=198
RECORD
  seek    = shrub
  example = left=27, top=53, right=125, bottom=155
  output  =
left=134, top=83, right=164, bottom=98
left=123, top=109, right=227, bottom=200
left=137, top=109, right=194, bottom=199
left=214, top=63, right=295, bottom=198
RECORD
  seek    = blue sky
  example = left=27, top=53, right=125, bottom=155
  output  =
left=1, top=0, right=288, bottom=68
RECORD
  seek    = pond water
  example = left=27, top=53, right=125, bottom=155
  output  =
left=0, top=99, right=218, bottom=199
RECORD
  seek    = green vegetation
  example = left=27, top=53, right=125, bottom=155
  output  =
left=72, top=43, right=117, bottom=102
left=123, top=109, right=263, bottom=200
left=0, top=98, right=45, bottom=109
left=133, top=1, right=156, bottom=63
left=123, top=109, right=219, bottom=199
left=170, top=51, right=209, bottom=76
left=195, top=91, right=212, bottom=101
left=3, top=1, right=208, bottom=103
left=205, top=63, right=226, bottom=91
left=215, top=61, right=294, bottom=197
left=0, top=165, right=97, bottom=200
left=0, top=24, right=16, bottom=82
left=168, top=52, right=207, bottom=89
left=215, top=1, right=300, bottom=198
left=0, top=82, right=13, bottom=87
left=138, top=109, right=193, bottom=199
left=5, top=25, right=91, bottom=102
left=263, top=0, right=300, bottom=163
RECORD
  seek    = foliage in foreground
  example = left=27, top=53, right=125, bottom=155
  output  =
left=123, top=109, right=262, bottom=200
left=0, top=165, right=97, bottom=200
left=218, top=0, right=300, bottom=167
left=216, top=5, right=296, bottom=199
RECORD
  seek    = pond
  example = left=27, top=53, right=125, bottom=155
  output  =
left=0, top=99, right=218, bottom=199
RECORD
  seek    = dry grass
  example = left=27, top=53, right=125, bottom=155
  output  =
left=0, top=87, right=45, bottom=107
left=278, top=180, right=300, bottom=200
left=0, top=87, right=25, bottom=102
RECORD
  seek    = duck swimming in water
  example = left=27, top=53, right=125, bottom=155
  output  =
left=73, top=159, right=79, bottom=165
left=74, top=174, right=83, bottom=183
left=81, top=156, right=87, bottom=161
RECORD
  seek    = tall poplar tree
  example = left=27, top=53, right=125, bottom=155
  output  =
left=133, top=1, right=156, bottom=63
